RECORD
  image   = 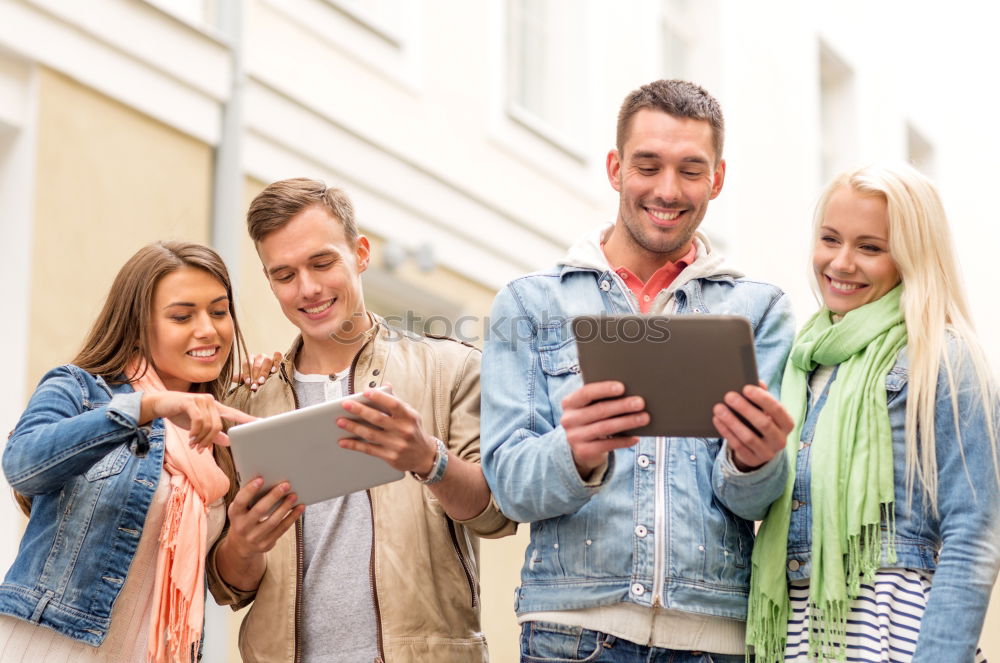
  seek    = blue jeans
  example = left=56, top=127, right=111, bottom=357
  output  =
left=520, top=621, right=748, bottom=663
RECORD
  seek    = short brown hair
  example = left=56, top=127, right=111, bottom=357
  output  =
left=616, top=79, right=725, bottom=164
left=247, top=178, right=358, bottom=245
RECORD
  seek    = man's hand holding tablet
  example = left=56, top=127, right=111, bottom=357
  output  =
left=338, top=385, right=441, bottom=477
left=560, top=381, right=649, bottom=478
left=571, top=315, right=794, bottom=475
left=712, top=382, right=794, bottom=472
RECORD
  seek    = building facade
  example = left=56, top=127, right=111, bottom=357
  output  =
left=1, top=0, right=997, bottom=660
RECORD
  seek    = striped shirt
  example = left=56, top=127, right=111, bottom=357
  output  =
left=784, top=568, right=988, bottom=662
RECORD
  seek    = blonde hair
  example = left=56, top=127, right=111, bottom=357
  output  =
left=812, top=163, right=999, bottom=511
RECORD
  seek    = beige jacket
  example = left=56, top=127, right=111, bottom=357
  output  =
left=207, top=318, right=515, bottom=663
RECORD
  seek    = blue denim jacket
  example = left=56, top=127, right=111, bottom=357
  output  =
left=0, top=365, right=163, bottom=646
left=786, top=346, right=1000, bottom=662
left=481, top=259, right=795, bottom=621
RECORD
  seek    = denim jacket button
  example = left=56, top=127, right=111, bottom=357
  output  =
left=787, top=559, right=801, bottom=572
left=791, top=499, right=802, bottom=511
left=637, top=455, right=650, bottom=468
left=634, top=525, right=648, bottom=538
left=599, top=280, right=611, bottom=292
left=631, top=583, right=645, bottom=596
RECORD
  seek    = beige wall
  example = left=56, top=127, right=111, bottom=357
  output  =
left=26, top=68, right=212, bottom=391
left=233, top=177, right=300, bottom=356
left=985, top=583, right=1000, bottom=659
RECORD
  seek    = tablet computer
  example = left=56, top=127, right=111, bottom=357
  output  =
left=228, top=388, right=404, bottom=506
left=571, top=315, right=759, bottom=437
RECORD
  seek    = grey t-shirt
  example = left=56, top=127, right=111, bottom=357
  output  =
left=294, top=369, right=379, bottom=663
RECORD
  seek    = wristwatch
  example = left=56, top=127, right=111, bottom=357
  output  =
left=412, top=437, right=449, bottom=485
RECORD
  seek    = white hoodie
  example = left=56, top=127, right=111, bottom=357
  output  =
left=557, top=223, right=744, bottom=315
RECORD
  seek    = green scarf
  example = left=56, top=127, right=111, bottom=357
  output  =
left=746, top=285, right=907, bottom=662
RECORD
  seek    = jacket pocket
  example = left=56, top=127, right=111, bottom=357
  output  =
left=521, top=621, right=608, bottom=662
left=885, top=365, right=908, bottom=405
left=538, top=339, right=580, bottom=377
left=84, top=444, right=130, bottom=481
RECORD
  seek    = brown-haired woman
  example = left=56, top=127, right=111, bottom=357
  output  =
left=0, top=241, right=255, bottom=663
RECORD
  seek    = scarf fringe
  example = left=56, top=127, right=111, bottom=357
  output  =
left=162, top=586, right=199, bottom=663
left=746, top=587, right=787, bottom=663
left=148, top=485, right=202, bottom=663
left=807, top=599, right=849, bottom=661
left=845, top=504, right=897, bottom=593
left=809, top=505, right=897, bottom=661
left=160, top=487, right=185, bottom=546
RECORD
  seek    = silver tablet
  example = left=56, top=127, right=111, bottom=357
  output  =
left=571, top=315, right=759, bottom=437
left=228, top=388, right=404, bottom=506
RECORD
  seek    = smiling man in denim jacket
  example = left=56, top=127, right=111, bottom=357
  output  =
left=481, top=80, right=797, bottom=662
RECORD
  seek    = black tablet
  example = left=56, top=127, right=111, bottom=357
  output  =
left=571, top=315, right=759, bottom=437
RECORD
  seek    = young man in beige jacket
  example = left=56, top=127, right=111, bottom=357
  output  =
left=207, top=178, right=514, bottom=663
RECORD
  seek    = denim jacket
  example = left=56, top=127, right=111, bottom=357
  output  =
left=786, top=345, right=1000, bottom=662
left=0, top=365, right=163, bottom=646
left=481, top=231, right=796, bottom=621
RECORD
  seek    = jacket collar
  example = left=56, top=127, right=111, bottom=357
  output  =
left=278, top=312, right=391, bottom=392
left=556, top=223, right=744, bottom=288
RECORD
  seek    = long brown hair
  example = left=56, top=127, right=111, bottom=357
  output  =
left=15, top=242, right=246, bottom=515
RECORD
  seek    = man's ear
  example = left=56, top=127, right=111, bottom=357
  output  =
left=709, top=159, right=726, bottom=200
left=606, top=149, right=623, bottom=193
left=355, top=235, right=371, bottom=274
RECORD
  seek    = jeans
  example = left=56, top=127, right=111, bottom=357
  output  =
left=520, top=621, right=747, bottom=663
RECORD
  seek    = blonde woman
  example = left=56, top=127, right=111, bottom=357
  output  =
left=0, top=242, right=254, bottom=662
left=727, top=164, right=999, bottom=662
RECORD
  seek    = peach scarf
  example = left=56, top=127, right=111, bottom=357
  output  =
left=128, top=361, right=230, bottom=663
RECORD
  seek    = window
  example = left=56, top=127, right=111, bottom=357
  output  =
left=265, top=0, right=417, bottom=88
left=661, top=0, right=694, bottom=79
left=506, top=0, right=587, bottom=158
left=818, top=41, right=857, bottom=183
left=907, top=123, right=935, bottom=177
left=324, top=0, right=405, bottom=47
left=145, top=0, right=219, bottom=29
